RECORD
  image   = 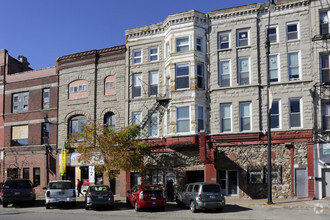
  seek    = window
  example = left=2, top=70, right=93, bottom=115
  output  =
left=289, top=98, right=302, bottom=128
left=196, top=38, right=202, bottom=51
left=104, top=112, right=115, bottom=131
left=132, top=112, right=142, bottom=137
left=269, top=54, right=279, bottom=82
left=240, top=102, right=251, bottom=131
left=165, top=42, right=170, bottom=57
left=218, top=32, right=230, bottom=49
left=133, top=74, right=142, bottom=98
left=69, top=80, right=88, bottom=100
left=288, top=52, right=300, bottom=80
left=175, top=63, right=189, bottom=89
left=237, top=30, right=249, bottom=47
left=220, top=104, right=232, bottom=132
left=105, top=81, right=115, bottom=89
left=149, top=71, right=158, bottom=96
left=133, top=49, right=142, bottom=64
left=321, top=55, right=330, bottom=83
left=176, top=106, right=190, bottom=133
left=152, top=170, right=163, bottom=184
left=238, top=57, right=250, bottom=85
left=287, top=23, right=299, bottom=40
left=267, top=26, right=277, bottom=43
left=320, top=10, right=330, bottom=35
left=33, top=168, right=40, bottom=186
left=197, top=63, right=204, bottom=89
left=149, top=47, right=158, bottom=61
left=149, top=111, right=158, bottom=137
left=265, top=168, right=281, bottom=184
left=270, top=100, right=280, bottom=129
left=69, top=116, right=86, bottom=135
left=12, top=92, right=29, bottom=112
left=23, top=168, right=29, bottom=180
left=322, top=102, right=330, bottom=130
left=219, top=60, right=231, bottom=87
left=70, top=85, right=86, bottom=93
left=198, top=106, right=204, bottom=132
left=43, top=88, right=50, bottom=109
left=11, top=125, right=28, bottom=146
left=105, top=76, right=116, bottom=96
left=249, top=169, right=263, bottom=184
left=166, top=108, right=170, bottom=135
left=42, top=123, right=49, bottom=145
left=176, top=37, right=189, bottom=52
left=7, top=168, right=18, bottom=179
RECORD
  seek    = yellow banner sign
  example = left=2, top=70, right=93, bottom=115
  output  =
left=60, top=143, right=67, bottom=176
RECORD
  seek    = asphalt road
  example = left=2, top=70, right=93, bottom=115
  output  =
left=0, top=200, right=329, bottom=220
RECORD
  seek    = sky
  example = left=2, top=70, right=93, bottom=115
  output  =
left=1, top=0, right=266, bottom=70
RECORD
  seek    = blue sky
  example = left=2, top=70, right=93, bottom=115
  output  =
left=1, top=0, right=266, bottom=69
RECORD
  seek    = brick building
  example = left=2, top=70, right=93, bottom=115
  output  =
left=0, top=49, right=58, bottom=196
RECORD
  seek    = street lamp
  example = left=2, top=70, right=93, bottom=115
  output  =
left=266, top=0, right=276, bottom=205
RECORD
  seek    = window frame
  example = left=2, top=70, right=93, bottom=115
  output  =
left=322, top=102, right=330, bottom=131
left=149, top=71, right=158, bottom=96
left=219, top=59, right=231, bottom=87
left=175, top=63, right=190, bottom=90
left=266, top=25, right=278, bottom=44
left=69, top=115, right=86, bottom=135
left=288, top=51, right=301, bottom=81
left=270, top=100, right=281, bottom=129
left=269, top=54, right=280, bottom=83
left=12, top=92, right=29, bottom=112
left=42, top=122, right=50, bottom=145
left=197, top=106, right=205, bottom=132
left=287, top=22, right=299, bottom=41
left=149, top=47, right=159, bottom=62
left=148, top=111, right=159, bottom=137
left=133, top=49, right=142, bottom=64
left=220, top=103, right=232, bottom=133
left=321, top=54, right=330, bottom=83
left=196, top=63, right=205, bottom=90
left=218, top=32, right=230, bottom=49
left=133, top=73, right=142, bottom=98
left=320, top=10, right=330, bottom=35
left=176, top=37, right=189, bottom=52
left=196, top=37, right=202, bottom=51
left=104, top=112, right=116, bottom=131
left=33, top=168, right=40, bottom=186
left=289, top=98, right=302, bottom=128
left=239, top=102, right=252, bottom=131
left=176, top=105, right=190, bottom=133
left=11, top=125, right=28, bottom=146
left=238, top=57, right=250, bottom=85
left=42, top=88, right=50, bottom=109
left=237, top=29, right=249, bottom=47
left=249, top=168, right=263, bottom=184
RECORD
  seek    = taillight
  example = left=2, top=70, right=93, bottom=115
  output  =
left=87, top=193, right=94, bottom=198
left=221, top=193, right=225, bottom=199
left=139, top=191, right=143, bottom=199
left=1, top=189, right=4, bottom=195
left=198, top=194, right=202, bottom=200
left=107, top=193, right=113, bottom=198
left=30, top=189, right=33, bottom=194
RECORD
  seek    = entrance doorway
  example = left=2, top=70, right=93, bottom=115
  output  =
left=186, top=170, right=204, bottom=183
left=322, top=168, right=330, bottom=197
left=295, top=168, right=308, bottom=197
left=218, top=170, right=238, bottom=196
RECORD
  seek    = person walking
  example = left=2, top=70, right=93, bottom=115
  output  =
left=77, top=179, right=83, bottom=197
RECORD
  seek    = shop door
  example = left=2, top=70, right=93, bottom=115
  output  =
left=322, top=168, right=330, bottom=197
left=295, top=168, right=308, bottom=197
left=218, top=170, right=238, bottom=196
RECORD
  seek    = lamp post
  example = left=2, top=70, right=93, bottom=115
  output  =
left=266, top=0, right=276, bottom=205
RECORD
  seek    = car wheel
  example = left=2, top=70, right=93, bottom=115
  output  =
left=85, top=202, right=89, bottom=210
left=216, top=207, right=223, bottom=212
left=190, top=201, right=197, bottom=213
left=70, top=202, right=76, bottom=209
left=134, top=201, right=140, bottom=212
left=159, top=206, right=166, bottom=211
left=46, top=203, right=50, bottom=209
left=2, top=202, right=8, bottom=208
left=108, top=205, right=114, bottom=210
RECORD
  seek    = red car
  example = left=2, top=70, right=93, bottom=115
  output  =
left=126, top=184, right=166, bottom=211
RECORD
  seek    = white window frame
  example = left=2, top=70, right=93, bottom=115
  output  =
left=266, top=25, right=278, bottom=43
left=176, top=105, right=190, bottom=133
left=196, top=37, right=202, bottom=52
left=321, top=54, right=330, bottom=83
left=175, top=63, right=190, bottom=90
left=249, top=169, right=263, bottom=184
left=165, top=41, right=170, bottom=57
left=133, top=49, right=142, bottom=64
left=133, top=73, right=142, bottom=98
left=269, top=54, right=280, bottom=83
left=237, top=29, right=249, bottom=47
left=148, top=111, right=159, bottom=137
left=287, top=22, right=299, bottom=41
left=238, top=57, right=250, bottom=85
left=288, top=51, right=301, bottom=81
left=320, top=10, right=330, bottom=35
left=289, top=98, right=303, bottom=128
left=219, top=60, right=231, bottom=87
left=270, top=99, right=281, bottom=129
left=105, top=81, right=115, bottom=89
left=239, top=102, right=252, bottom=131
left=176, top=37, right=189, bottom=52
left=218, top=32, right=230, bottom=49
left=149, top=47, right=159, bottom=62
left=149, top=71, right=158, bottom=96
left=197, top=106, right=205, bottom=132
left=220, top=103, right=232, bottom=133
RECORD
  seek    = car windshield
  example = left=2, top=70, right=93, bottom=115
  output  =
left=89, top=186, right=111, bottom=192
left=202, top=184, right=220, bottom=193
left=49, top=182, right=73, bottom=189
left=140, top=186, right=162, bottom=191
left=4, top=180, right=31, bottom=189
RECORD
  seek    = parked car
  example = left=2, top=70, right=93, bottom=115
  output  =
left=84, top=185, right=114, bottom=210
left=176, top=182, right=225, bottom=213
left=126, top=184, right=166, bottom=211
left=43, top=180, right=76, bottom=209
left=1, top=179, right=36, bottom=207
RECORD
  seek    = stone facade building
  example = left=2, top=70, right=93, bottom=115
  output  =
left=0, top=49, right=58, bottom=196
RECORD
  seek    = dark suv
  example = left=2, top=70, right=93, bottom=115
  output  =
left=1, top=179, right=36, bottom=207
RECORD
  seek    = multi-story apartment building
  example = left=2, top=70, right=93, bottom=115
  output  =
left=0, top=49, right=58, bottom=196
left=310, top=0, right=330, bottom=199
left=56, top=45, right=126, bottom=195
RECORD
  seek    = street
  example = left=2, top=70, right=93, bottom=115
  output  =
left=0, top=200, right=329, bottom=220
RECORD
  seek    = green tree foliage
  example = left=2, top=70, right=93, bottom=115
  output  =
left=67, top=120, right=150, bottom=179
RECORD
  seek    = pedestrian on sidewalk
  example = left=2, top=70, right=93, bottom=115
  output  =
left=77, top=179, right=83, bottom=197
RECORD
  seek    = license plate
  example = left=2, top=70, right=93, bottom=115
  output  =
left=151, top=196, right=156, bottom=200
left=98, top=196, right=103, bottom=199
left=152, top=202, right=156, bottom=205
left=14, top=192, right=20, bottom=195
left=209, top=196, right=216, bottom=199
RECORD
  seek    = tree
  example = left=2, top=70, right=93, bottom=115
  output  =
left=67, top=120, right=150, bottom=180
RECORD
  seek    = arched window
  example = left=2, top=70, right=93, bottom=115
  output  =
left=69, top=115, right=86, bottom=135
left=105, top=76, right=116, bottom=95
left=68, top=80, right=88, bottom=100
left=104, top=112, right=115, bottom=131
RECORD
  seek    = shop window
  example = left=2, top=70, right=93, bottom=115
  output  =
left=33, top=168, right=40, bottom=186
left=23, top=168, right=30, bottom=180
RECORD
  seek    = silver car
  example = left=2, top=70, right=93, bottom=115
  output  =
left=176, top=182, right=225, bottom=213
left=43, top=180, right=76, bottom=209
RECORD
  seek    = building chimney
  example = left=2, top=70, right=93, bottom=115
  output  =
left=18, top=55, right=30, bottom=71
